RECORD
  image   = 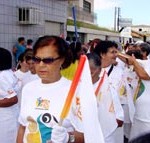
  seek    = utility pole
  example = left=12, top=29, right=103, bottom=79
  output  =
left=114, top=7, right=117, bottom=31
left=117, top=7, right=121, bottom=32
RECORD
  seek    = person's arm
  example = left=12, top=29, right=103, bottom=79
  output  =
left=116, top=119, right=124, bottom=127
left=16, top=124, right=25, bottom=143
left=12, top=46, right=17, bottom=55
left=132, top=59, right=150, bottom=80
left=68, top=131, right=84, bottom=143
left=0, top=96, right=18, bottom=107
left=117, top=52, right=150, bottom=80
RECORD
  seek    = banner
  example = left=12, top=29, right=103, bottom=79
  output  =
left=76, top=56, right=105, bottom=143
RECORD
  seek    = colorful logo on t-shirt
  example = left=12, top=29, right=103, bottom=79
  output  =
left=135, top=81, right=145, bottom=100
left=35, top=97, right=50, bottom=110
left=26, top=113, right=58, bottom=143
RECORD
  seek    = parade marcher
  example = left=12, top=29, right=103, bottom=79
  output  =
left=94, top=40, right=124, bottom=143
left=117, top=52, right=150, bottom=141
left=14, top=52, right=38, bottom=106
left=17, top=36, right=103, bottom=143
left=139, top=42, right=150, bottom=60
left=61, top=41, right=84, bottom=80
left=26, top=39, right=33, bottom=49
left=87, top=53, right=120, bottom=143
left=0, top=47, right=21, bottom=143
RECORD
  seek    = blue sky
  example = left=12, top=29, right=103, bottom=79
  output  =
left=94, top=0, right=150, bottom=28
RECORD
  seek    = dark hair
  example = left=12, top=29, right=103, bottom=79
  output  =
left=24, top=49, right=33, bottom=57
left=27, top=39, right=33, bottom=45
left=16, top=53, right=25, bottom=69
left=72, top=36, right=76, bottom=42
left=0, top=47, right=12, bottom=71
left=90, top=38, right=101, bottom=53
left=86, top=53, right=101, bottom=67
left=126, top=50, right=143, bottom=59
left=66, top=36, right=71, bottom=41
left=16, top=52, right=33, bottom=70
left=129, top=133, right=150, bottom=143
left=18, top=37, right=25, bottom=43
left=18, top=53, right=25, bottom=63
left=140, top=42, right=150, bottom=56
left=70, top=41, right=82, bottom=63
left=94, top=40, right=118, bottom=57
left=33, top=35, right=72, bottom=69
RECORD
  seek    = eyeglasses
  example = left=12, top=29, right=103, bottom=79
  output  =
left=32, top=56, right=61, bottom=64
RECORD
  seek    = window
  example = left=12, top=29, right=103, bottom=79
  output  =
left=83, top=0, right=91, bottom=13
left=19, top=8, right=29, bottom=22
left=18, top=7, right=42, bottom=24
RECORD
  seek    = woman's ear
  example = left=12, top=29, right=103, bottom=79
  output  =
left=100, top=53, right=105, bottom=59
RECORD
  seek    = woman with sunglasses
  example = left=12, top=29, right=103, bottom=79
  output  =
left=17, top=36, right=84, bottom=143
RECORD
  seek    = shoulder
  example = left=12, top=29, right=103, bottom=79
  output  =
left=0, top=70, right=14, bottom=79
left=60, top=77, right=72, bottom=86
left=22, top=79, right=40, bottom=91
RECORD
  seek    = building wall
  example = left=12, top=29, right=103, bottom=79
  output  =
left=85, top=0, right=94, bottom=12
left=67, top=26, right=120, bottom=43
left=0, top=0, right=67, bottom=52
left=132, top=26, right=150, bottom=34
left=69, top=0, right=94, bottom=12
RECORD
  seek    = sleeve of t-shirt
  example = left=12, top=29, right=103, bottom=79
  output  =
left=0, top=72, right=17, bottom=98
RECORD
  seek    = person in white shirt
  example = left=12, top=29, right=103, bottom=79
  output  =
left=87, top=53, right=123, bottom=143
left=117, top=53, right=150, bottom=141
left=94, top=40, right=124, bottom=143
left=14, top=52, right=38, bottom=106
left=0, top=47, right=21, bottom=143
left=17, top=36, right=85, bottom=143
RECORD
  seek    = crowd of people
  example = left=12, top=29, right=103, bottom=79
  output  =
left=0, top=35, right=150, bottom=143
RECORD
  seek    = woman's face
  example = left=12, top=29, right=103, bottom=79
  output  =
left=34, top=45, right=64, bottom=83
left=101, top=47, right=117, bottom=65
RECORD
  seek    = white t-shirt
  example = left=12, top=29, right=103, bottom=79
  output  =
left=18, top=77, right=79, bottom=143
left=0, top=69, right=21, bottom=143
left=103, top=65, right=124, bottom=121
left=134, top=59, right=150, bottom=122
left=0, top=69, right=21, bottom=99
left=14, top=70, right=39, bottom=106
left=14, top=70, right=38, bottom=86
left=94, top=70, right=118, bottom=138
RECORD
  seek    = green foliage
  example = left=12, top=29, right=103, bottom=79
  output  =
left=67, top=19, right=118, bottom=33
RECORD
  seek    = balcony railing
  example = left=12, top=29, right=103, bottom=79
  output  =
left=67, top=5, right=97, bottom=24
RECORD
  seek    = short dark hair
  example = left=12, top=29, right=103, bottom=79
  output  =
left=18, top=37, right=25, bottom=43
left=27, top=39, right=33, bottom=45
left=86, top=53, right=101, bottom=67
left=18, top=52, right=25, bottom=63
left=72, top=36, right=76, bottom=42
left=140, top=42, right=150, bottom=56
left=94, top=40, right=118, bottom=57
left=66, top=36, right=70, bottom=41
left=70, top=41, right=82, bottom=62
left=0, top=47, right=12, bottom=71
left=33, top=35, right=73, bottom=69
left=126, top=50, right=143, bottom=59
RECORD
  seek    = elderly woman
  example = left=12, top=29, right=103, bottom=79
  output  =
left=17, top=36, right=84, bottom=143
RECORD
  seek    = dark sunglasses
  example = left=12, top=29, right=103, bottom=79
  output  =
left=32, top=56, right=60, bottom=64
